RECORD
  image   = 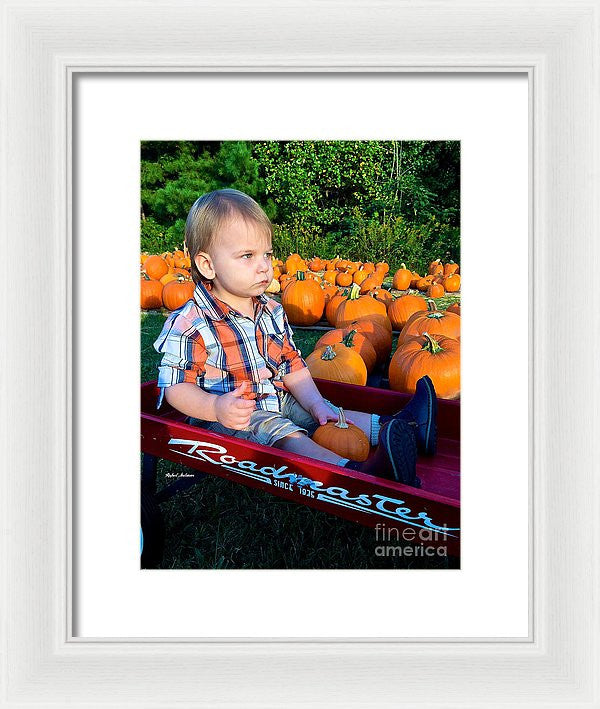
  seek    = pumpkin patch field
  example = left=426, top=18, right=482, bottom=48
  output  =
left=141, top=250, right=461, bottom=400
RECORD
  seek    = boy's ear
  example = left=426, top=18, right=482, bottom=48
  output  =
left=194, top=252, right=215, bottom=280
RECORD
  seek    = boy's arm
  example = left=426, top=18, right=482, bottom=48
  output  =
left=277, top=307, right=342, bottom=426
left=164, top=382, right=219, bottom=421
left=165, top=381, right=255, bottom=430
left=282, top=367, right=343, bottom=426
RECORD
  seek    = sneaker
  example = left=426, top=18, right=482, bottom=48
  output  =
left=381, top=375, right=437, bottom=456
left=358, top=419, right=421, bottom=488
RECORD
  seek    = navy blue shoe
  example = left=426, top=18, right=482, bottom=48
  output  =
left=360, top=419, right=421, bottom=488
left=381, top=375, right=437, bottom=456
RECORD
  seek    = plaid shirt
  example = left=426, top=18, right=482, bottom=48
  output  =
left=153, top=281, right=307, bottom=412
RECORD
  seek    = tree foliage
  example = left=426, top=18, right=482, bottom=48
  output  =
left=140, top=140, right=459, bottom=272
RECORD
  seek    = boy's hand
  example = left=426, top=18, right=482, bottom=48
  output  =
left=309, top=399, right=355, bottom=427
left=215, top=381, right=256, bottom=430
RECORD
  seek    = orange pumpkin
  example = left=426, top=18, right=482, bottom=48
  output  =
left=359, top=273, right=384, bottom=294
left=428, top=258, right=443, bottom=275
left=325, top=289, right=348, bottom=326
left=336, top=270, right=353, bottom=287
left=410, top=271, right=421, bottom=288
left=370, top=287, right=393, bottom=310
left=446, top=302, right=461, bottom=316
left=315, top=327, right=377, bottom=374
left=349, top=318, right=392, bottom=365
left=389, top=332, right=460, bottom=400
left=392, top=263, right=413, bottom=291
left=398, top=299, right=461, bottom=343
left=443, top=260, right=460, bottom=277
left=335, top=284, right=387, bottom=329
left=281, top=271, right=325, bottom=326
left=320, top=282, right=338, bottom=304
left=309, top=257, right=325, bottom=272
left=159, top=272, right=179, bottom=286
left=140, top=275, right=164, bottom=309
left=312, top=408, right=370, bottom=461
left=416, top=275, right=433, bottom=291
left=162, top=277, right=195, bottom=310
left=279, top=273, right=295, bottom=290
left=323, top=269, right=338, bottom=286
left=285, top=257, right=308, bottom=277
left=387, top=294, right=428, bottom=331
left=352, top=269, right=369, bottom=286
left=444, top=273, right=461, bottom=292
left=306, top=344, right=367, bottom=386
left=368, top=312, right=393, bottom=334
left=427, top=282, right=445, bottom=298
left=375, top=262, right=389, bottom=275
left=143, top=255, right=169, bottom=281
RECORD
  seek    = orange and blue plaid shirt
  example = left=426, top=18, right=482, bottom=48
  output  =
left=154, top=281, right=307, bottom=412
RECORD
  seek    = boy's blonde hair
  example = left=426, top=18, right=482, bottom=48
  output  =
left=185, top=189, right=273, bottom=284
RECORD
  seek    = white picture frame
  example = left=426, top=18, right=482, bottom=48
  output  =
left=2, top=1, right=599, bottom=706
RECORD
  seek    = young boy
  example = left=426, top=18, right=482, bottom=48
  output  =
left=154, top=189, right=437, bottom=488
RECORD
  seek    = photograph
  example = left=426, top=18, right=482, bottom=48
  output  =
left=5, top=0, right=599, bottom=701
left=140, top=140, right=461, bottom=569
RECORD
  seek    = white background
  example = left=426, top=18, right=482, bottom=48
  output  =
left=74, top=73, right=528, bottom=638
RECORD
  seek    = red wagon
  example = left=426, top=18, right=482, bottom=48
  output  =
left=140, top=378, right=460, bottom=566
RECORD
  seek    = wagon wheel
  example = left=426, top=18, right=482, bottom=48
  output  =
left=141, top=487, right=165, bottom=569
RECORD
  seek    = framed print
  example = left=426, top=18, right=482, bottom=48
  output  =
left=2, top=1, right=599, bottom=707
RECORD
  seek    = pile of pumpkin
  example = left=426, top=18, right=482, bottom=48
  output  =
left=284, top=277, right=461, bottom=400
left=270, top=254, right=460, bottom=293
left=140, top=249, right=196, bottom=311
left=390, top=259, right=460, bottom=296
left=308, top=296, right=460, bottom=461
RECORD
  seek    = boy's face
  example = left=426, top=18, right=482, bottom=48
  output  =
left=195, top=217, right=274, bottom=300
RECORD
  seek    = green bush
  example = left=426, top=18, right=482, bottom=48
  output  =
left=140, top=140, right=460, bottom=270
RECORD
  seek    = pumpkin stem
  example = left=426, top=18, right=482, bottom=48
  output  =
left=335, top=407, right=349, bottom=430
left=321, top=345, right=337, bottom=361
left=341, top=329, right=358, bottom=348
left=422, top=332, right=443, bottom=354
left=347, top=283, right=361, bottom=301
left=425, top=298, right=444, bottom=319
left=296, top=271, right=306, bottom=281
left=400, top=262, right=406, bottom=269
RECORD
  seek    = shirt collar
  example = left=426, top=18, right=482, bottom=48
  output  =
left=193, top=281, right=273, bottom=321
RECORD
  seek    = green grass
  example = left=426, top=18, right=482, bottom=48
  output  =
left=141, top=304, right=459, bottom=569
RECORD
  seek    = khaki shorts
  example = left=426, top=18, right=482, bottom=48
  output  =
left=188, top=390, right=332, bottom=447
